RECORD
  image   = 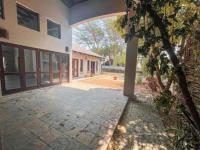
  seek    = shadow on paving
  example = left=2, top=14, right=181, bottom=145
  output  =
left=108, top=94, right=169, bottom=150
left=0, top=83, right=127, bottom=150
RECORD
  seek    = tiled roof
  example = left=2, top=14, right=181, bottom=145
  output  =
left=72, top=44, right=102, bottom=58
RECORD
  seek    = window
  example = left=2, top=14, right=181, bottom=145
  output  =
left=47, top=20, right=61, bottom=39
left=17, top=4, right=40, bottom=31
left=87, top=60, right=90, bottom=71
left=52, top=53, right=60, bottom=83
left=2, top=45, right=21, bottom=90
left=80, top=60, right=83, bottom=72
left=0, top=0, right=4, bottom=19
left=24, top=49, right=37, bottom=87
left=40, top=51, right=50, bottom=84
left=61, top=55, right=69, bottom=82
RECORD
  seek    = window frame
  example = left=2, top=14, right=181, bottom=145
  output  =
left=0, top=0, right=4, bottom=19
left=87, top=60, right=90, bottom=71
left=0, top=42, right=69, bottom=95
left=80, top=59, right=83, bottom=72
left=47, top=19, right=61, bottom=39
left=16, top=3, right=40, bottom=31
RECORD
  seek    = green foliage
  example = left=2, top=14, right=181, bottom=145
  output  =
left=73, top=17, right=126, bottom=66
left=121, top=0, right=200, bottom=146
left=154, top=90, right=175, bottom=114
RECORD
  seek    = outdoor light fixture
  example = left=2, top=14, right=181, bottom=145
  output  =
left=65, top=46, right=69, bottom=52
left=0, top=28, right=8, bottom=39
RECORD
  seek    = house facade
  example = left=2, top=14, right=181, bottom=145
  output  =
left=0, top=0, right=72, bottom=95
left=0, top=0, right=138, bottom=98
left=72, top=44, right=102, bottom=79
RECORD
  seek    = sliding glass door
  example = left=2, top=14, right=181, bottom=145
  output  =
left=52, top=53, right=60, bottom=83
left=1, top=45, right=21, bottom=91
left=61, top=55, right=69, bottom=82
left=24, top=48, right=37, bottom=87
left=0, top=42, right=70, bottom=95
left=40, top=51, right=50, bottom=85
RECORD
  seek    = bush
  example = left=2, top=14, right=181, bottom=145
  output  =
left=154, top=90, right=175, bottom=115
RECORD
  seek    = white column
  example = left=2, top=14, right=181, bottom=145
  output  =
left=124, top=38, right=138, bottom=98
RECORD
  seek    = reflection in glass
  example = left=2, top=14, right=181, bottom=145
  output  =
left=17, top=4, right=39, bottom=31
left=61, top=55, right=69, bottom=82
left=41, top=73, right=50, bottom=84
left=40, top=51, right=50, bottom=84
left=24, top=49, right=36, bottom=72
left=2, top=45, right=19, bottom=73
left=47, top=20, right=61, bottom=39
left=40, top=51, right=50, bottom=72
left=5, top=75, right=20, bottom=90
left=52, top=53, right=60, bottom=82
left=2, top=45, right=21, bottom=90
left=26, top=74, right=37, bottom=87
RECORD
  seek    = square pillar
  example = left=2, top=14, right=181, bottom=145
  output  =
left=123, top=37, right=138, bottom=98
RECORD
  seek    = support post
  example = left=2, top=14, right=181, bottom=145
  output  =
left=124, top=38, right=138, bottom=98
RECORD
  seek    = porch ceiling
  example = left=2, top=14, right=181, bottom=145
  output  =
left=61, top=0, right=88, bottom=8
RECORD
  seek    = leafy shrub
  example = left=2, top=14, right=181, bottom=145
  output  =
left=154, top=90, right=175, bottom=115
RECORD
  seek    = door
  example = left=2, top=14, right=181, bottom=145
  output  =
left=23, top=48, right=38, bottom=88
left=91, top=61, right=95, bottom=76
left=61, top=54, right=69, bottom=82
left=40, top=51, right=50, bottom=85
left=52, top=53, right=60, bottom=83
left=0, top=44, right=22, bottom=94
left=72, top=59, right=78, bottom=78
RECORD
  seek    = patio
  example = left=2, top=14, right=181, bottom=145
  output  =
left=0, top=80, right=127, bottom=150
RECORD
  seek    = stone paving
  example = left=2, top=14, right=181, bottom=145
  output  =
left=108, top=93, right=169, bottom=150
left=0, top=81, right=127, bottom=150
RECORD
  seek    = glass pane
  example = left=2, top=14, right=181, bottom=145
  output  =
left=2, top=45, right=19, bottom=73
left=61, top=55, right=69, bottom=72
left=40, top=51, right=50, bottom=72
left=41, top=73, right=50, bottom=84
left=52, top=53, right=59, bottom=72
left=24, top=49, right=36, bottom=72
left=5, top=75, right=20, bottom=90
left=0, top=0, right=4, bottom=19
left=53, top=73, right=59, bottom=82
left=26, top=74, right=37, bottom=87
left=47, top=20, right=61, bottom=39
left=17, top=4, right=39, bottom=31
left=62, top=72, right=68, bottom=81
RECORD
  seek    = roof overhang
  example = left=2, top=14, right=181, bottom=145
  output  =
left=61, top=0, right=126, bottom=26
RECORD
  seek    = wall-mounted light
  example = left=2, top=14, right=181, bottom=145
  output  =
left=0, top=28, right=9, bottom=39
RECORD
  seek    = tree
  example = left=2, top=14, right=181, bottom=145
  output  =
left=122, top=0, right=200, bottom=132
left=73, top=18, right=126, bottom=66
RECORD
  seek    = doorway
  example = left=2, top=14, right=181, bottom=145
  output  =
left=72, top=59, right=79, bottom=78
left=91, top=61, right=95, bottom=76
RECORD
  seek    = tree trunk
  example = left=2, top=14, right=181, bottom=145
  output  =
left=146, top=4, right=200, bottom=131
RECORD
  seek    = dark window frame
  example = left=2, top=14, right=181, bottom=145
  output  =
left=16, top=4, right=40, bottom=31
left=0, top=0, right=5, bottom=19
left=87, top=60, right=90, bottom=71
left=96, top=61, right=98, bottom=71
left=0, top=41, right=69, bottom=95
left=47, top=19, right=61, bottom=39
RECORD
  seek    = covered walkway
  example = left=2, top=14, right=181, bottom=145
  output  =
left=0, top=80, right=127, bottom=150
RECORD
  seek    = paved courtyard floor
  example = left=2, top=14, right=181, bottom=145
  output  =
left=0, top=80, right=127, bottom=150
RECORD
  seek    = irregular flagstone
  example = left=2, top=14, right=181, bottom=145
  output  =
left=0, top=81, right=127, bottom=150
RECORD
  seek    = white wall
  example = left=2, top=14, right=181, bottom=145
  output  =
left=0, top=0, right=72, bottom=53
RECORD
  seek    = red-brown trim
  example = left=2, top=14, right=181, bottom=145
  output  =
left=0, top=41, right=70, bottom=95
